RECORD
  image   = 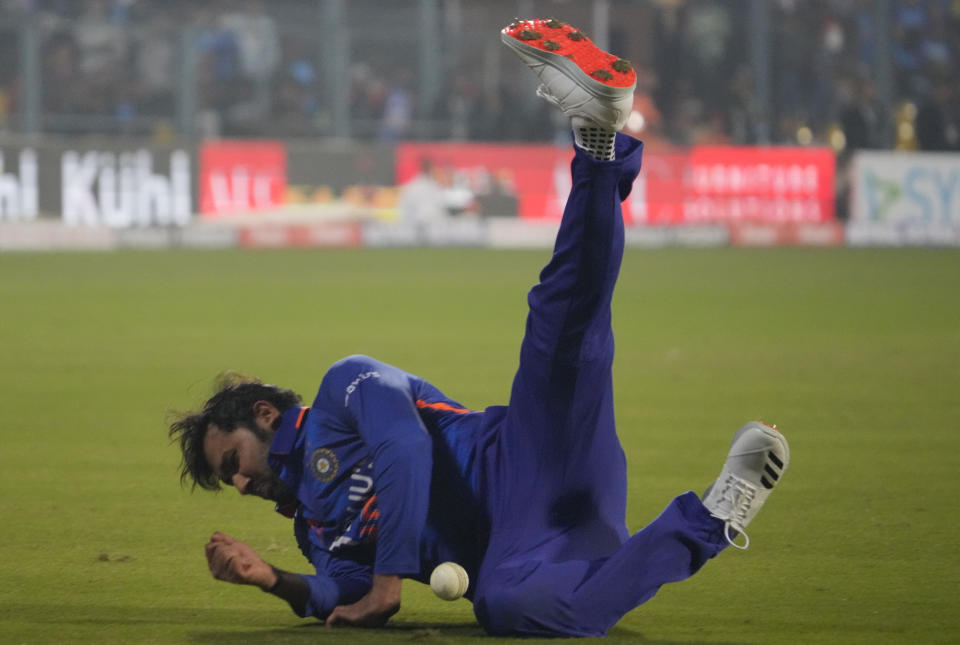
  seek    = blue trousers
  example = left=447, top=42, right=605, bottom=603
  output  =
left=473, top=135, right=728, bottom=637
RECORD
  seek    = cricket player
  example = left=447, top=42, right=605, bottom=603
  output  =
left=170, top=19, right=790, bottom=637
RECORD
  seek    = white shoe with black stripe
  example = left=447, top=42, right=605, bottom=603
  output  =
left=702, top=422, right=790, bottom=549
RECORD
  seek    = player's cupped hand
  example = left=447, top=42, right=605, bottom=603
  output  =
left=204, top=531, right=276, bottom=590
left=326, top=574, right=402, bottom=628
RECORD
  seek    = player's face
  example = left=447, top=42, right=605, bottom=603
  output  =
left=203, top=423, right=293, bottom=504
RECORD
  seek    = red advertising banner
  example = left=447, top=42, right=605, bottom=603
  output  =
left=237, top=222, right=362, bottom=249
left=677, top=146, right=836, bottom=225
left=199, top=141, right=287, bottom=217
left=396, top=143, right=836, bottom=225
left=728, top=222, right=845, bottom=247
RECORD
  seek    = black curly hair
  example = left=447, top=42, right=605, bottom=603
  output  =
left=169, top=372, right=301, bottom=491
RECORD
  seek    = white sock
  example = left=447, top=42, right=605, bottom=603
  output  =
left=572, top=118, right=616, bottom=161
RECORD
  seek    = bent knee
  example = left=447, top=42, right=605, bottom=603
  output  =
left=474, top=585, right=537, bottom=636
left=473, top=583, right=603, bottom=638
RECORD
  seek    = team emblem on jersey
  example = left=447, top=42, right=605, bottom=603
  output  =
left=310, top=448, right=339, bottom=482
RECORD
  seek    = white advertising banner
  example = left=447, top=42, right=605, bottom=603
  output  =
left=851, top=152, right=960, bottom=224
left=850, top=151, right=960, bottom=245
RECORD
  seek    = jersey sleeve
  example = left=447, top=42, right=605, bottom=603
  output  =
left=318, top=355, right=433, bottom=576
left=293, top=515, right=372, bottom=619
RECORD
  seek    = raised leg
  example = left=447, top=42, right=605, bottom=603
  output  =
left=480, top=136, right=644, bottom=562
left=485, top=19, right=645, bottom=544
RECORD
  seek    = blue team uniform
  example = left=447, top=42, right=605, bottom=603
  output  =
left=267, top=135, right=729, bottom=637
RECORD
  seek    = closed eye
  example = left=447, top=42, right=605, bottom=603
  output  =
left=219, top=450, right=239, bottom=485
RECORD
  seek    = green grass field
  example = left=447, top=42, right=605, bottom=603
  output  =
left=1, top=247, right=958, bottom=644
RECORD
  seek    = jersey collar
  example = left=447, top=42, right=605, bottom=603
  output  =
left=269, top=406, right=309, bottom=518
left=270, top=405, right=309, bottom=455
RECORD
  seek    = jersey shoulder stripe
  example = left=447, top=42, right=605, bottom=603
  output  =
left=415, top=399, right=474, bottom=414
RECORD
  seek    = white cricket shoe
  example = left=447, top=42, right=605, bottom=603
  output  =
left=501, top=18, right=636, bottom=131
left=702, top=422, right=790, bottom=549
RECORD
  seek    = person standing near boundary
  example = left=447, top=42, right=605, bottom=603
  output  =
left=170, top=18, right=790, bottom=637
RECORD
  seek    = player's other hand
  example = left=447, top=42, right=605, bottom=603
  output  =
left=204, top=531, right=277, bottom=591
left=326, top=574, right=402, bottom=628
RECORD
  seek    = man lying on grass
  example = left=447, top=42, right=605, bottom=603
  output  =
left=170, top=19, right=789, bottom=637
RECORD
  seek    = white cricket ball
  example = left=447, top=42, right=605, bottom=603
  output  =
left=430, top=561, right=469, bottom=601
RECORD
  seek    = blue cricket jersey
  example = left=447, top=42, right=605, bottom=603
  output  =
left=267, top=354, right=496, bottom=619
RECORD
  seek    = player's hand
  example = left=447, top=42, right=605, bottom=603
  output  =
left=204, top=531, right=277, bottom=591
left=326, top=574, right=402, bottom=628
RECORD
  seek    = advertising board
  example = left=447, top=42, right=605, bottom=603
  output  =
left=0, top=148, right=38, bottom=222
left=237, top=221, right=361, bottom=249
left=199, top=141, right=287, bottom=217
left=675, top=147, right=835, bottom=225
left=849, top=151, right=960, bottom=246
left=397, top=143, right=836, bottom=226
left=851, top=151, right=960, bottom=224
left=0, top=141, right=193, bottom=227
left=62, top=148, right=191, bottom=227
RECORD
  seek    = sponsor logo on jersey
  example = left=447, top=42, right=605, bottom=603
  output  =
left=344, top=371, right=381, bottom=407
left=310, top=448, right=339, bottom=483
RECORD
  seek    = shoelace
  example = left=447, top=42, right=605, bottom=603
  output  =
left=711, top=474, right=757, bottom=550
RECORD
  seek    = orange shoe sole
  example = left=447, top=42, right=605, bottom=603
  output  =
left=502, top=18, right=636, bottom=88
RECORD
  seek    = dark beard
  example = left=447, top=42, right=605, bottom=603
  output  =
left=247, top=423, right=297, bottom=506
left=250, top=471, right=297, bottom=506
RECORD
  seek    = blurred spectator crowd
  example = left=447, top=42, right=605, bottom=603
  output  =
left=0, top=0, right=957, bottom=152
left=639, top=0, right=960, bottom=152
